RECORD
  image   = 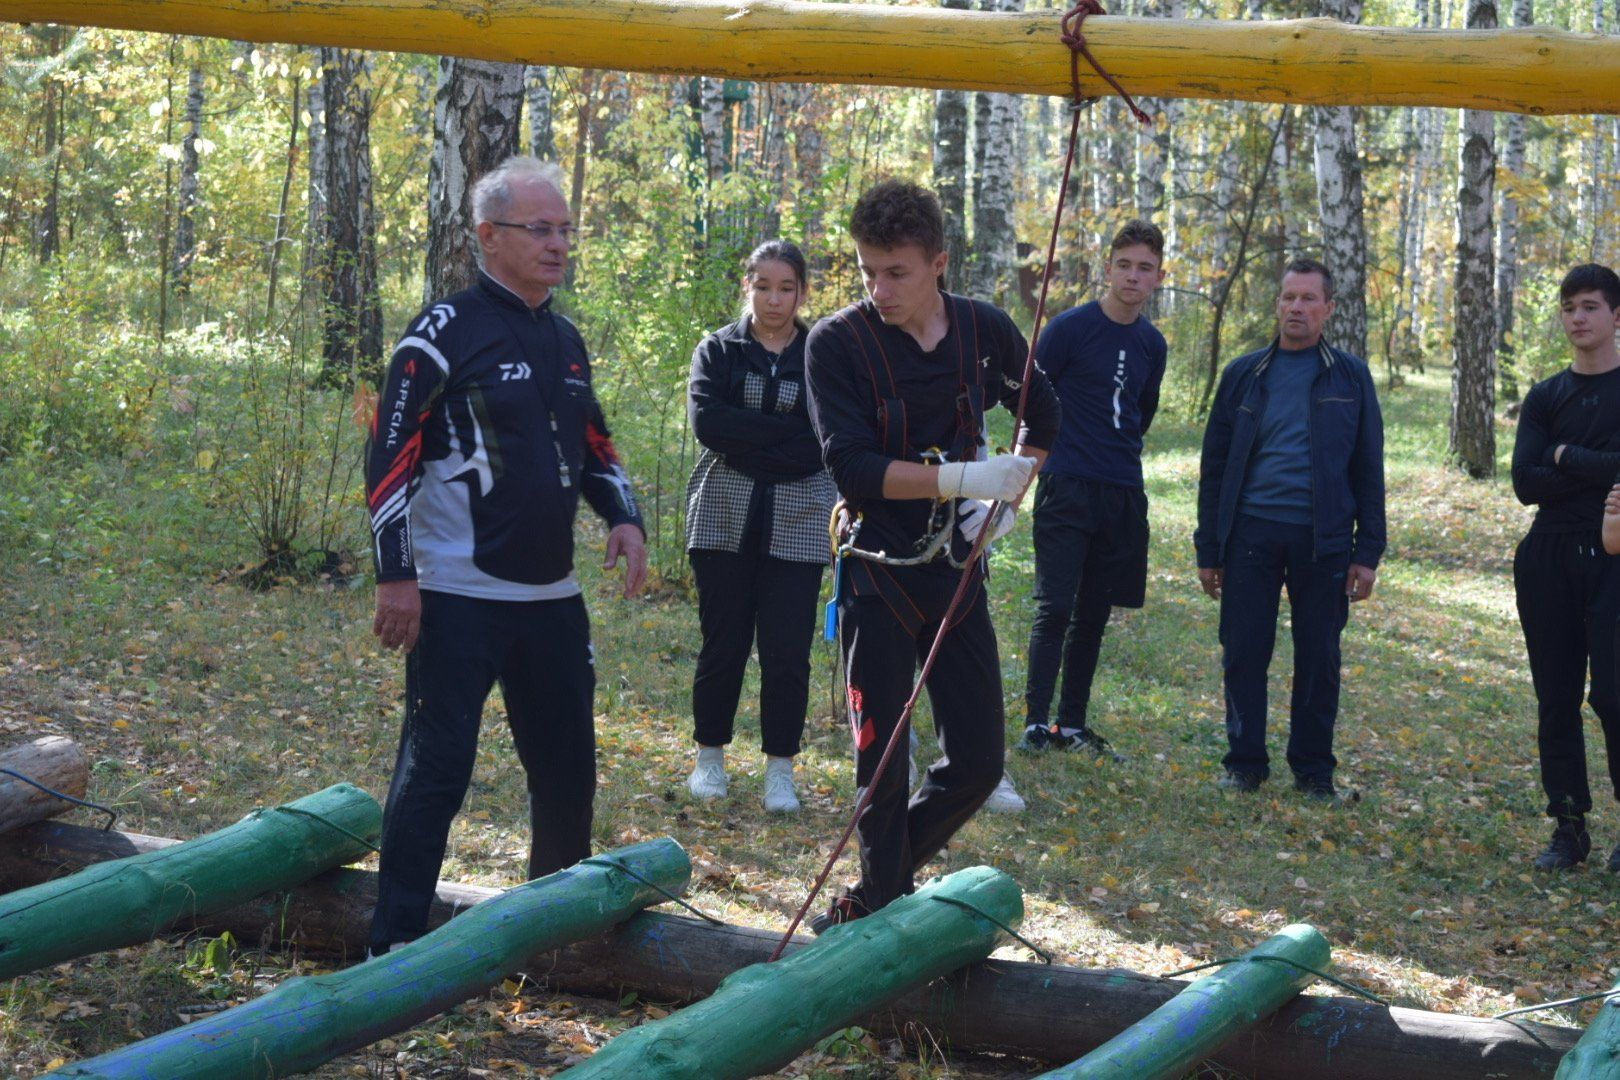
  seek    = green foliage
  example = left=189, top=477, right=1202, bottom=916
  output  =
left=0, top=256, right=162, bottom=461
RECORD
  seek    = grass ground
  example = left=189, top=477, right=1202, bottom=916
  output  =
left=1, top=368, right=1615, bottom=1078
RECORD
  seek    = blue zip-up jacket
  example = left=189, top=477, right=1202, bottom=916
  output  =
left=1194, top=338, right=1386, bottom=570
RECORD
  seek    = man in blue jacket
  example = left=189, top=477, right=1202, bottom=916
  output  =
left=1193, top=258, right=1385, bottom=802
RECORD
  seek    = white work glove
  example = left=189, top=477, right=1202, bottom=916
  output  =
left=958, top=499, right=1016, bottom=544
left=936, top=454, right=1036, bottom=503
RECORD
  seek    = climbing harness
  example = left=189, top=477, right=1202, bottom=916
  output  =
left=771, top=0, right=1150, bottom=961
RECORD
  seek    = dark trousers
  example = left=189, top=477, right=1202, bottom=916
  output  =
left=1514, top=530, right=1620, bottom=820
left=689, top=546, right=824, bottom=758
left=1025, top=474, right=1148, bottom=729
left=840, top=566, right=1005, bottom=911
left=1219, top=514, right=1351, bottom=783
left=369, top=589, right=596, bottom=952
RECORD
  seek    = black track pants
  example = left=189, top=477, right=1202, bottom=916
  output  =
left=689, top=546, right=825, bottom=758
left=369, top=589, right=596, bottom=952
left=1514, top=530, right=1620, bottom=819
left=839, top=565, right=1005, bottom=912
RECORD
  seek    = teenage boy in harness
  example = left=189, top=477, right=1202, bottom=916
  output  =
left=803, top=179, right=1061, bottom=930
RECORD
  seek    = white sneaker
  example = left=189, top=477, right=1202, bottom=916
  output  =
left=763, top=765, right=800, bottom=813
left=687, top=749, right=728, bottom=800
left=982, top=772, right=1026, bottom=814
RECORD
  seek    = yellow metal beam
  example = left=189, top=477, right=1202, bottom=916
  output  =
left=3, top=0, right=1616, bottom=115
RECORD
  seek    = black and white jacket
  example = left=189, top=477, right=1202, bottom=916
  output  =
left=684, top=316, right=835, bottom=565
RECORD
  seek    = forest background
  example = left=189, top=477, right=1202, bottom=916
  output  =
left=1, top=0, right=1619, bottom=1075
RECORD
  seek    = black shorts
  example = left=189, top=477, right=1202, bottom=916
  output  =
left=1030, top=472, right=1150, bottom=609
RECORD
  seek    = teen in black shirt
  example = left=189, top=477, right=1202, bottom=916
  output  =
left=1512, top=263, right=1620, bottom=871
left=804, top=180, right=1059, bottom=928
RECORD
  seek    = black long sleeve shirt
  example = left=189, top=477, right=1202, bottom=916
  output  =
left=804, top=294, right=1060, bottom=564
left=1512, top=365, right=1620, bottom=534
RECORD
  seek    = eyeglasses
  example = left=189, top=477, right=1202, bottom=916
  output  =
left=492, top=221, right=579, bottom=242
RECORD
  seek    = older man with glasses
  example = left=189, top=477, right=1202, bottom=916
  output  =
left=363, top=155, right=646, bottom=955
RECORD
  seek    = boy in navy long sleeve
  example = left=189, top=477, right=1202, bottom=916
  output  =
left=1512, top=263, right=1620, bottom=871
left=1019, top=219, right=1167, bottom=760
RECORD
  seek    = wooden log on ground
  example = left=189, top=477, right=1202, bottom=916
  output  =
left=0, top=784, right=379, bottom=979
left=1, top=822, right=1578, bottom=1078
left=1554, top=976, right=1620, bottom=1078
left=0, top=735, right=89, bottom=834
left=559, top=865, right=1022, bottom=1079
left=1036, top=923, right=1330, bottom=1079
left=1, top=0, right=1617, bottom=114
left=50, top=840, right=690, bottom=1080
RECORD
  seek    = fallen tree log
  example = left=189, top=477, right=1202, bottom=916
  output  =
left=0, top=784, right=379, bottom=979
left=561, top=866, right=1021, bottom=1079
left=1554, top=973, right=1620, bottom=1079
left=2, top=822, right=1578, bottom=1078
left=0, top=735, right=90, bottom=835
left=1037, top=923, right=1331, bottom=1079
left=51, top=840, right=690, bottom=1080
left=2, top=0, right=1616, bottom=114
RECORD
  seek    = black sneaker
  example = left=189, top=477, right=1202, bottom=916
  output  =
left=1608, top=841, right=1620, bottom=873
left=1052, top=727, right=1126, bottom=763
left=1533, top=821, right=1592, bottom=871
left=1293, top=775, right=1340, bottom=803
left=808, top=891, right=870, bottom=936
left=1217, top=770, right=1263, bottom=792
left=1016, top=724, right=1053, bottom=753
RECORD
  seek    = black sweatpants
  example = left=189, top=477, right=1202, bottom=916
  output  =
left=369, top=589, right=596, bottom=952
left=689, top=546, right=825, bottom=758
left=840, top=564, right=1005, bottom=912
left=1514, top=530, right=1620, bottom=820
left=1024, top=474, right=1149, bottom=730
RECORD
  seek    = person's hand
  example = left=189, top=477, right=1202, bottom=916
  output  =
left=374, top=579, right=422, bottom=652
left=958, top=499, right=1016, bottom=544
left=937, top=454, right=1037, bottom=502
left=1197, top=567, right=1223, bottom=600
left=605, top=523, right=648, bottom=599
left=1346, top=563, right=1377, bottom=602
left=1605, top=482, right=1620, bottom=518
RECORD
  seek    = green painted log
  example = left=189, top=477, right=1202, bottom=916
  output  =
left=1034, top=923, right=1332, bottom=1080
left=47, top=839, right=689, bottom=1080
left=1555, top=977, right=1620, bottom=1078
left=559, top=864, right=1022, bottom=1079
left=0, top=783, right=379, bottom=979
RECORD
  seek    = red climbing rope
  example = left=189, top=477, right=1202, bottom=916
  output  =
left=768, top=1, right=1148, bottom=962
left=1062, top=0, right=1153, bottom=126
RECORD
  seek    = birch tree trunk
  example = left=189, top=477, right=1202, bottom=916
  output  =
left=172, top=62, right=204, bottom=292
left=793, top=85, right=828, bottom=260
left=1313, top=0, right=1369, bottom=358
left=934, top=0, right=972, bottom=290
left=697, top=76, right=727, bottom=185
left=1451, top=0, right=1499, bottom=478
left=34, top=26, right=64, bottom=262
left=1495, top=0, right=1531, bottom=402
left=317, top=47, right=383, bottom=386
left=1134, top=0, right=1170, bottom=219
left=760, top=82, right=805, bottom=239
left=305, top=73, right=326, bottom=275
left=1586, top=0, right=1610, bottom=258
left=526, top=65, right=554, bottom=160
left=424, top=58, right=525, bottom=303
left=970, top=0, right=1023, bottom=304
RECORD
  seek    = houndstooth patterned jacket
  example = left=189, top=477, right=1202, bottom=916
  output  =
left=685, top=318, right=835, bottom=565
